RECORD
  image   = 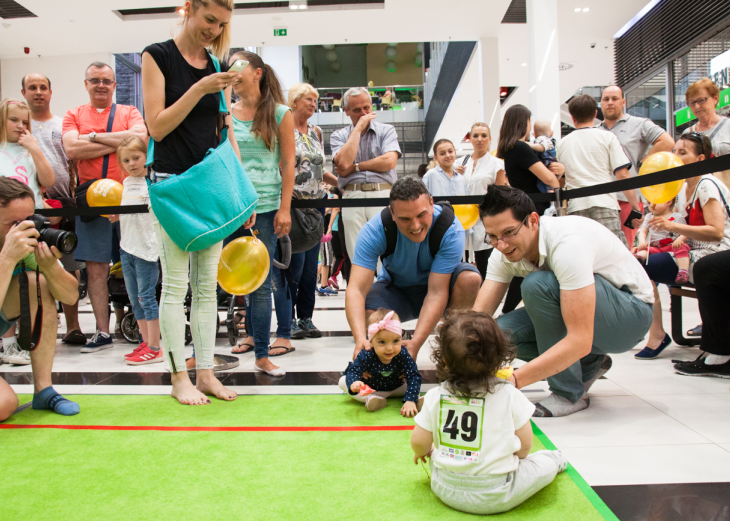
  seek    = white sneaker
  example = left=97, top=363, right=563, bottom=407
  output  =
left=5, top=342, right=31, bottom=365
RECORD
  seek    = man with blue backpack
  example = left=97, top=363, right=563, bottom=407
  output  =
left=346, top=177, right=482, bottom=361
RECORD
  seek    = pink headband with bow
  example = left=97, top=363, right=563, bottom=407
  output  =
left=367, top=311, right=402, bottom=339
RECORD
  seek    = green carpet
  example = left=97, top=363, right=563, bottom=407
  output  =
left=2, top=395, right=616, bottom=521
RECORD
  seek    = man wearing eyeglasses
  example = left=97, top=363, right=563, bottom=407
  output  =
left=473, top=186, right=654, bottom=418
left=596, top=85, right=675, bottom=245
left=61, top=62, right=147, bottom=353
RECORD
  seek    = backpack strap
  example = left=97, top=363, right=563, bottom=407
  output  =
left=429, top=202, right=455, bottom=258
left=379, top=207, right=399, bottom=288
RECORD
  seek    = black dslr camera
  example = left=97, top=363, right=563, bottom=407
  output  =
left=23, top=215, right=77, bottom=255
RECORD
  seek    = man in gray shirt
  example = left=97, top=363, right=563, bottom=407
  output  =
left=331, top=87, right=402, bottom=260
left=596, top=85, right=675, bottom=245
left=21, top=73, right=87, bottom=347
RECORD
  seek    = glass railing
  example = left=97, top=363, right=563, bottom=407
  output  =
left=314, top=85, right=424, bottom=112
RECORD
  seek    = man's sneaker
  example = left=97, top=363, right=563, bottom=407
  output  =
left=318, top=286, right=337, bottom=296
left=80, top=332, right=113, bottom=353
left=126, top=345, right=163, bottom=365
left=5, top=343, right=30, bottom=365
left=291, top=318, right=306, bottom=340
left=300, top=318, right=322, bottom=338
left=328, top=277, right=339, bottom=290
left=674, top=355, right=730, bottom=378
left=125, top=342, right=149, bottom=359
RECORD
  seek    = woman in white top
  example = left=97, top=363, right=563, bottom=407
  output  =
left=462, top=122, right=506, bottom=278
left=639, top=134, right=730, bottom=359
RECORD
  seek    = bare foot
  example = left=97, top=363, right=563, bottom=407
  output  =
left=197, top=370, right=237, bottom=401
left=171, top=376, right=210, bottom=406
left=255, top=357, right=282, bottom=373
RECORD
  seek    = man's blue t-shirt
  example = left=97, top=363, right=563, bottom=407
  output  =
left=352, top=205, right=465, bottom=287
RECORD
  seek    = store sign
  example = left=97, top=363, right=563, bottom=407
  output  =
left=674, top=48, right=730, bottom=127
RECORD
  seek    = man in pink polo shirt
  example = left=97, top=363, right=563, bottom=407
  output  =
left=62, top=61, right=146, bottom=353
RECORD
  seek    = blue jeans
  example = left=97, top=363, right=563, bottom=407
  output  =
left=497, top=271, right=653, bottom=403
left=285, top=242, right=319, bottom=320
left=120, top=250, right=159, bottom=321
left=237, top=211, right=292, bottom=359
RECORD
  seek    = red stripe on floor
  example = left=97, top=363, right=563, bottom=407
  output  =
left=0, top=424, right=415, bottom=432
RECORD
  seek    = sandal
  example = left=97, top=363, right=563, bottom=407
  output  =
left=268, top=345, right=295, bottom=357
left=687, top=324, right=702, bottom=337
left=232, top=342, right=255, bottom=354
left=62, top=329, right=88, bottom=345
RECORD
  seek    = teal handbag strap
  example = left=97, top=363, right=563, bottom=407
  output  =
left=146, top=52, right=228, bottom=168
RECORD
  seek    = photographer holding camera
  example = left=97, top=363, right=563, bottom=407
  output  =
left=0, top=178, right=80, bottom=420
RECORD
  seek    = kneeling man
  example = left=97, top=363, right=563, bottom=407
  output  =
left=474, top=186, right=653, bottom=417
left=0, top=178, right=81, bottom=420
left=346, top=178, right=482, bottom=361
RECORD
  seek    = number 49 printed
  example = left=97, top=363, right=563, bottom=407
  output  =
left=438, top=396, right=484, bottom=451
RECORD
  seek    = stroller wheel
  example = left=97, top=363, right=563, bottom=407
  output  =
left=120, top=312, right=139, bottom=343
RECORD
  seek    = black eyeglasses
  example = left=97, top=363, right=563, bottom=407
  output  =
left=688, top=96, right=710, bottom=108
left=86, top=78, right=115, bottom=86
left=484, top=215, right=529, bottom=246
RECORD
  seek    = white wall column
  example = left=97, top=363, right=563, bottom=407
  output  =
left=527, top=0, right=561, bottom=139
left=478, top=37, right=501, bottom=147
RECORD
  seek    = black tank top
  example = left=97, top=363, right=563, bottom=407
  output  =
left=143, top=39, right=224, bottom=174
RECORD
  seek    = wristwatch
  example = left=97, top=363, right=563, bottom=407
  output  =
left=355, top=162, right=360, bottom=172
left=88, top=132, right=97, bottom=142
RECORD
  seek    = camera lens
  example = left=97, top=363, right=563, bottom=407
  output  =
left=38, top=229, right=78, bottom=255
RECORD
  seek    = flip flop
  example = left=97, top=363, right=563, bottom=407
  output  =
left=234, top=312, right=246, bottom=331
left=686, top=324, right=702, bottom=337
left=232, top=342, right=255, bottom=354
left=62, top=330, right=88, bottom=345
left=268, top=345, right=295, bottom=357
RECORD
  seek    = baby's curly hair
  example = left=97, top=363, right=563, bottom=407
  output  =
left=431, top=310, right=514, bottom=397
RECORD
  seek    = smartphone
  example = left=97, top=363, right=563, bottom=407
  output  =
left=228, top=59, right=249, bottom=74
left=623, top=209, right=644, bottom=229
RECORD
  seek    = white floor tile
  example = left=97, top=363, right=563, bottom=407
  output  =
left=643, top=393, right=730, bottom=444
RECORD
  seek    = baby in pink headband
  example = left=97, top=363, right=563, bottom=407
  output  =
left=338, top=309, right=423, bottom=417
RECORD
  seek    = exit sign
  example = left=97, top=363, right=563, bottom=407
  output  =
left=274, top=28, right=287, bottom=37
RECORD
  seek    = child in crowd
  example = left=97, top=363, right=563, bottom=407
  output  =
left=114, top=137, right=162, bottom=365
left=423, top=139, right=467, bottom=197
left=633, top=198, right=691, bottom=284
left=339, top=309, right=422, bottom=416
left=411, top=311, right=566, bottom=515
left=529, top=119, right=558, bottom=193
left=0, top=98, right=55, bottom=208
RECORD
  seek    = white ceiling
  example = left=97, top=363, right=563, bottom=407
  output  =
left=0, top=0, right=649, bottom=102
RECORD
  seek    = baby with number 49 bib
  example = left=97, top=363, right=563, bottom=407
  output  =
left=410, top=311, right=566, bottom=515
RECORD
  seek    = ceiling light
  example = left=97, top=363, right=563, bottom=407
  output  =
left=583, top=7, right=589, bottom=12
left=521, top=63, right=527, bottom=67
left=613, top=0, right=661, bottom=38
left=574, top=7, right=581, bottom=12
left=289, top=0, right=308, bottom=10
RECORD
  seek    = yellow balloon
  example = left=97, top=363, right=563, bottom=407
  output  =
left=490, top=150, right=498, bottom=157
left=87, top=179, right=123, bottom=217
left=639, top=152, right=684, bottom=205
left=454, top=204, right=480, bottom=230
left=218, top=236, right=270, bottom=295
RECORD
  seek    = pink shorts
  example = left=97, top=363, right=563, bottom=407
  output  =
left=648, top=243, right=690, bottom=259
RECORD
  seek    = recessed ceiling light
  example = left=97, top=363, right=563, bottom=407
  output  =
left=583, top=7, right=590, bottom=12
left=521, top=63, right=527, bottom=66
left=289, top=0, right=308, bottom=9
left=574, top=7, right=581, bottom=12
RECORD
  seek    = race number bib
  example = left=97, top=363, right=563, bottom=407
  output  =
left=438, top=395, right=484, bottom=463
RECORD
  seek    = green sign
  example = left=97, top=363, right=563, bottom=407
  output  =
left=675, top=86, right=730, bottom=127
left=274, top=28, right=287, bottom=37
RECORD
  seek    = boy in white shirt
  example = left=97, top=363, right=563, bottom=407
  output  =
left=558, top=94, right=640, bottom=247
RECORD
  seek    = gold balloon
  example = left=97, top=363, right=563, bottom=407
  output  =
left=218, top=236, right=270, bottom=295
left=454, top=204, right=480, bottom=230
left=87, top=179, right=123, bottom=216
left=639, top=152, right=685, bottom=205
left=490, top=150, right=498, bottom=157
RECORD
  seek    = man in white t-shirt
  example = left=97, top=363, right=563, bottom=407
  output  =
left=473, top=186, right=654, bottom=417
left=558, top=94, right=639, bottom=247
left=21, top=73, right=87, bottom=347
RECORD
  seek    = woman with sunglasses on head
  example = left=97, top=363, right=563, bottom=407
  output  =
left=142, top=0, right=248, bottom=406
left=636, top=134, right=730, bottom=360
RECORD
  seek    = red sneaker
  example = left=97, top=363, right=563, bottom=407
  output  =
left=328, top=277, right=339, bottom=290
left=125, top=342, right=148, bottom=359
left=126, top=345, right=163, bottom=365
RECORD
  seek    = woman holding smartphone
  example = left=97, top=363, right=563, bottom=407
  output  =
left=142, top=0, right=250, bottom=406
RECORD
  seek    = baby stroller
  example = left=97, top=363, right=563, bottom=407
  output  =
left=108, top=262, right=200, bottom=346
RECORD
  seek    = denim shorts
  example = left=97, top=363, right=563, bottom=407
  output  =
left=365, top=262, right=480, bottom=322
left=120, top=249, right=160, bottom=321
left=74, top=217, right=121, bottom=263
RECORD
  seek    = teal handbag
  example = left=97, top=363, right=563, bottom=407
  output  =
left=146, top=55, right=258, bottom=252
